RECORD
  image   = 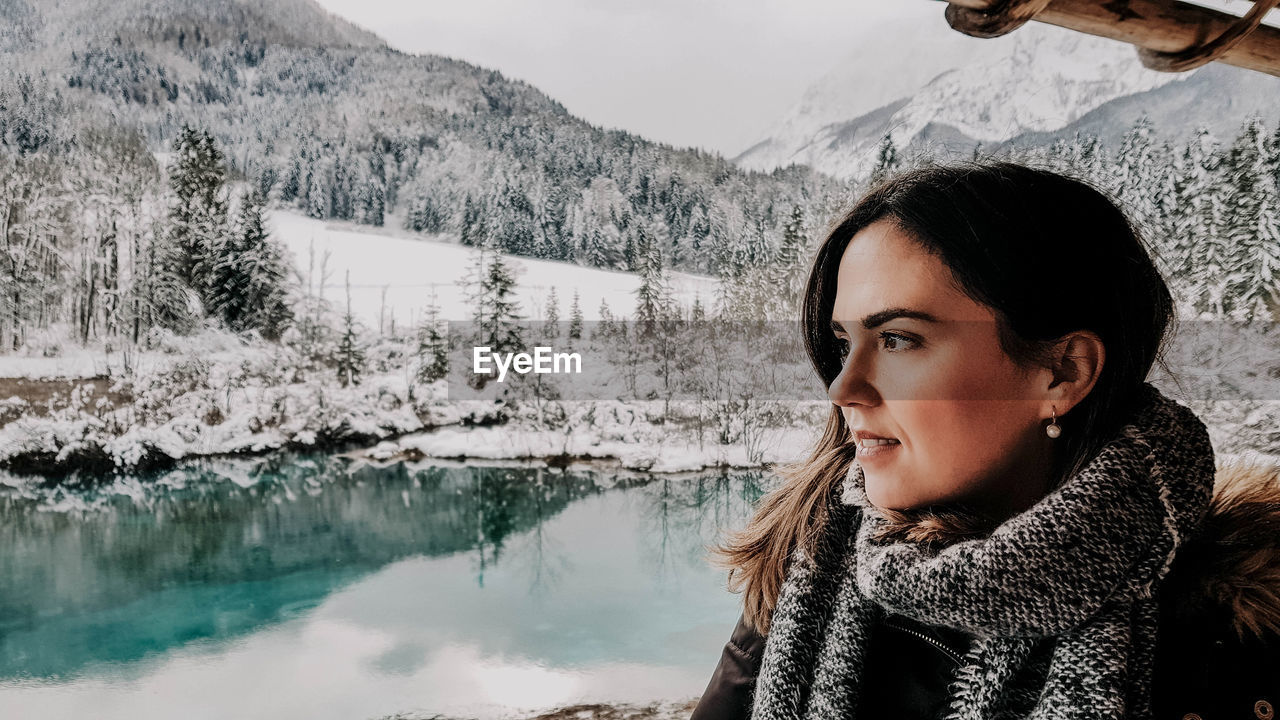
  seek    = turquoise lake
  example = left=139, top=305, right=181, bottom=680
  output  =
left=0, top=454, right=767, bottom=719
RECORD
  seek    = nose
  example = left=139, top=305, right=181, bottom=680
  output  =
left=827, top=350, right=878, bottom=408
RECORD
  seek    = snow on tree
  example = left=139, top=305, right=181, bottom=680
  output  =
left=336, top=270, right=366, bottom=387
left=1223, top=117, right=1280, bottom=322
left=211, top=189, right=294, bottom=340
left=1173, top=128, right=1229, bottom=318
left=543, top=286, right=559, bottom=339
left=633, top=221, right=674, bottom=339
left=596, top=297, right=614, bottom=340
left=1114, top=115, right=1160, bottom=233
left=461, top=244, right=524, bottom=389
left=415, top=292, right=449, bottom=385
left=0, top=153, right=65, bottom=350
left=568, top=289, right=583, bottom=341
left=1149, top=140, right=1181, bottom=281
left=869, top=133, right=901, bottom=187
left=165, top=124, right=229, bottom=328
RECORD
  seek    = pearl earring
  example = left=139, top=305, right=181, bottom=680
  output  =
left=1046, top=406, right=1061, bottom=438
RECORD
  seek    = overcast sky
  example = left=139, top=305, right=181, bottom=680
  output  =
left=311, top=0, right=940, bottom=158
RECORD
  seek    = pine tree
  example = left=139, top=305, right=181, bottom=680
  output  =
left=1223, top=117, right=1280, bottom=322
left=165, top=124, right=229, bottom=325
left=583, top=226, right=613, bottom=269
left=1150, top=141, right=1181, bottom=280
left=690, top=293, right=706, bottom=323
left=416, top=293, right=449, bottom=384
left=1115, top=115, right=1159, bottom=232
left=870, top=134, right=901, bottom=186
left=779, top=204, right=805, bottom=270
left=481, top=251, right=524, bottom=353
left=568, top=289, right=583, bottom=341
left=1078, top=134, right=1108, bottom=186
left=212, top=189, right=293, bottom=339
left=336, top=270, right=365, bottom=387
left=543, top=286, right=560, bottom=340
left=634, top=222, right=672, bottom=339
left=1174, top=129, right=1228, bottom=318
left=596, top=297, right=614, bottom=340
left=1268, top=122, right=1280, bottom=192
left=463, top=245, right=524, bottom=388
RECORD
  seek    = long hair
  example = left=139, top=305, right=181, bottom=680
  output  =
left=715, top=160, right=1178, bottom=633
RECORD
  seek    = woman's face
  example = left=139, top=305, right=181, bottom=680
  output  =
left=829, top=219, right=1056, bottom=519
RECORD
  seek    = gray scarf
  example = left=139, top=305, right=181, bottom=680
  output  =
left=749, top=382, right=1217, bottom=720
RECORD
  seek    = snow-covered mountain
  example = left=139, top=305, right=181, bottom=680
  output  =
left=734, top=18, right=1194, bottom=180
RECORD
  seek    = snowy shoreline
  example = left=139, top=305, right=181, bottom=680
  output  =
left=0, top=328, right=825, bottom=480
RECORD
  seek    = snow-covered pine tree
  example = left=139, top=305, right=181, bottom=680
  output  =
left=463, top=242, right=524, bottom=388
left=212, top=189, right=294, bottom=339
left=1077, top=134, right=1109, bottom=187
left=416, top=293, right=449, bottom=384
left=306, top=156, right=332, bottom=220
left=870, top=133, right=901, bottom=187
left=460, top=194, right=486, bottom=247
left=544, top=286, right=560, bottom=339
left=1223, top=117, right=1280, bottom=322
left=360, top=172, right=385, bottom=227
left=336, top=270, right=365, bottom=387
left=743, top=214, right=770, bottom=269
left=1114, top=115, right=1159, bottom=234
left=568, top=289, right=583, bottom=341
left=165, top=124, right=229, bottom=326
left=1172, top=129, right=1228, bottom=318
left=634, top=221, right=672, bottom=339
left=1150, top=141, right=1181, bottom=281
left=579, top=226, right=609, bottom=269
left=1268, top=122, right=1280, bottom=193
left=596, top=297, right=614, bottom=341
left=774, top=203, right=808, bottom=313
left=623, top=224, right=639, bottom=273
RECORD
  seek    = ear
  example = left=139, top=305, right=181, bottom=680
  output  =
left=1045, top=330, right=1105, bottom=416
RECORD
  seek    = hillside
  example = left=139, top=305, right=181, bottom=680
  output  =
left=1, top=0, right=842, bottom=279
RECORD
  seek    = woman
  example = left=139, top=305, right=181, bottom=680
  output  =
left=690, top=161, right=1280, bottom=720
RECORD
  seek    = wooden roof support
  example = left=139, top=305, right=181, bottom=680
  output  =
left=941, top=0, right=1280, bottom=78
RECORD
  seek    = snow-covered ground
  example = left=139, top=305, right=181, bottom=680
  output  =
left=271, top=211, right=720, bottom=328
left=362, top=400, right=824, bottom=473
left=0, top=211, right=720, bottom=381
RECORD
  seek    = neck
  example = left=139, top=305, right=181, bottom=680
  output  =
left=958, top=436, right=1059, bottom=527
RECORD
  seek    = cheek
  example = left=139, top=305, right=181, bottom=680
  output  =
left=900, top=399, right=1031, bottom=482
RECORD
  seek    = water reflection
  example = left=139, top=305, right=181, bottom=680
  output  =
left=0, top=455, right=767, bottom=719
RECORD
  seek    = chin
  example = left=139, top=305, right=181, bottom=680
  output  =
left=863, top=477, right=922, bottom=511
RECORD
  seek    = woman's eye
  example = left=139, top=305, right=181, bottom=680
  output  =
left=834, top=332, right=918, bottom=359
left=879, top=331, right=918, bottom=352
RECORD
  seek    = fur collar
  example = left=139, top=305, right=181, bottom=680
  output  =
left=1161, top=457, right=1280, bottom=643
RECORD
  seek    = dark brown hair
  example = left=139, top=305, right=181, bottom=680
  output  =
left=715, top=160, right=1177, bottom=633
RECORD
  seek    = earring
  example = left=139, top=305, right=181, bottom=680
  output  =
left=1046, top=406, right=1061, bottom=438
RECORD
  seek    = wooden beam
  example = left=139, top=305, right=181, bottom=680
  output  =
left=942, top=0, right=1280, bottom=77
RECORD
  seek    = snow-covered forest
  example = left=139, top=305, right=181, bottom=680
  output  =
left=1, top=0, right=1278, bottom=480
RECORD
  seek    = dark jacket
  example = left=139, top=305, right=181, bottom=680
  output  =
left=690, top=461, right=1280, bottom=720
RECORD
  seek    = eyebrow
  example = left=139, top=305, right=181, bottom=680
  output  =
left=830, top=307, right=942, bottom=333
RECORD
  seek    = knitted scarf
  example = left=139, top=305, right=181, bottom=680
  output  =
left=749, top=382, right=1218, bottom=720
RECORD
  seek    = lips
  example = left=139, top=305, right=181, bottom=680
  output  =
left=853, top=430, right=900, bottom=446
left=854, top=430, right=901, bottom=460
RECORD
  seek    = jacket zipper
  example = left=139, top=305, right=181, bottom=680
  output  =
left=882, top=618, right=967, bottom=667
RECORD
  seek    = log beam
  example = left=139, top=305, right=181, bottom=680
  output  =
left=941, top=0, right=1280, bottom=78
